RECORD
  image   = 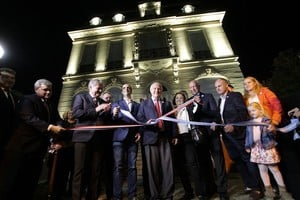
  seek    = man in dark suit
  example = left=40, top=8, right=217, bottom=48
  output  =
left=188, top=80, right=228, bottom=200
left=0, top=67, right=22, bottom=161
left=214, top=78, right=264, bottom=200
left=137, top=81, right=177, bottom=200
left=111, top=83, right=140, bottom=200
left=0, top=78, right=65, bottom=200
left=71, top=78, right=117, bottom=200
left=99, top=91, right=114, bottom=199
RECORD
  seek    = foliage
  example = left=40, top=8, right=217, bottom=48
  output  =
left=267, top=49, right=300, bottom=109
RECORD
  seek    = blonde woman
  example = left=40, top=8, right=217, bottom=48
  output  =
left=243, top=76, right=283, bottom=130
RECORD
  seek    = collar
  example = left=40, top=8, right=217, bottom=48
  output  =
left=41, top=98, right=47, bottom=102
left=220, top=91, right=228, bottom=99
left=1, top=87, right=10, bottom=92
left=123, top=98, right=132, bottom=103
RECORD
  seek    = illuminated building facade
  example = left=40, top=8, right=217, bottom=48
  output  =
left=58, top=1, right=244, bottom=115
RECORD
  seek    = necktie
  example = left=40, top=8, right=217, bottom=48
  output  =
left=93, top=97, right=99, bottom=106
left=4, top=89, right=15, bottom=110
left=42, top=99, right=50, bottom=122
left=155, top=100, right=163, bottom=129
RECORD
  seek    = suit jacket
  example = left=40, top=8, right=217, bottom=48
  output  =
left=188, top=92, right=220, bottom=123
left=5, top=94, right=62, bottom=154
left=72, top=91, right=112, bottom=142
left=111, top=99, right=140, bottom=141
left=137, top=98, right=177, bottom=145
left=218, top=91, right=249, bottom=141
left=0, top=89, right=21, bottom=148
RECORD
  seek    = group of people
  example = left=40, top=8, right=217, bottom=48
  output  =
left=0, top=65, right=299, bottom=200
left=0, top=71, right=66, bottom=199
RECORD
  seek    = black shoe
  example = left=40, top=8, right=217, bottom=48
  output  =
left=197, top=195, right=208, bottom=200
left=219, top=193, right=230, bottom=200
left=181, top=193, right=194, bottom=200
left=244, top=187, right=252, bottom=194
left=249, top=190, right=264, bottom=200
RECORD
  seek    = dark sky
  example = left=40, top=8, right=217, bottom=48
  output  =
left=0, top=0, right=299, bottom=104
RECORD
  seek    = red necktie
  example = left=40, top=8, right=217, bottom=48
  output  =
left=155, top=100, right=163, bottom=129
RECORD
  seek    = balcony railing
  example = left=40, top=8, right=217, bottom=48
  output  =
left=193, top=50, right=212, bottom=60
left=137, top=47, right=172, bottom=60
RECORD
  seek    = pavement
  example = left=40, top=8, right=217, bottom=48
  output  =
left=34, top=169, right=251, bottom=200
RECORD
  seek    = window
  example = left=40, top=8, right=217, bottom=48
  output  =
left=79, top=43, right=97, bottom=73
left=138, top=30, right=170, bottom=59
left=107, top=40, right=124, bottom=70
left=187, top=30, right=211, bottom=59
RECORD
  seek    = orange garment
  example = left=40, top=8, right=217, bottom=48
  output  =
left=220, top=136, right=234, bottom=173
left=245, top=87, right=283, bottom=126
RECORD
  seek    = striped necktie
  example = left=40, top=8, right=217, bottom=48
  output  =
left=155, top=100, right=163, bottom=129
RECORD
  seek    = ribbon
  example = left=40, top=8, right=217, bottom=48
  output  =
left=70, top=124, right=142, bottom=130
left=69, top=101, right=300, bottom=139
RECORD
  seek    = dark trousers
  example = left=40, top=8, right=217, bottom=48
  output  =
left=140, top=140, right=150, bottom=199
left=207, top=131, right=228, bottom=194
left=0, top=146, right=47, bottom=200
left=175, top=133, right=206, bottom=196
left=222, top=135, right=262, bottom=191
left=196, top=141, right=217, bottom=197
left=144, top=137, right=174, bottom=199
left=277, top=133, right=300, bottom=199
left=72, top=137, right=105, bottom=200
left=173, top=135, right=193, bottom=196
left=100, top=133, right=113, bottom=199
left=112, top=138, right=138, bottom=199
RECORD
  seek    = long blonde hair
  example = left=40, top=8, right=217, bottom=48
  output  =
left=247, top=102, right=265, bottom=117
left=243, top=76, right=263, bottom=98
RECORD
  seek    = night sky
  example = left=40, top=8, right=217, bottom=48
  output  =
left=0, top=0, right=299, bottom=104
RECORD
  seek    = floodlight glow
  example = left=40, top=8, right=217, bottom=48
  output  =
left=0, top=44, right=4, bottom=59
left=182, top=5, right=195, bottom=14
left=112, top=13, right=125, bottom=23
left=89, top=17, right=102, bottom=26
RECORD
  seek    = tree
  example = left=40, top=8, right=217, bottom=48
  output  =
left=268, top=48, right=300, bottom=110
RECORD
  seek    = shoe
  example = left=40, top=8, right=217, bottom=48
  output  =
left=219, top=193, right=230, bottom=200
left=197, top=195, right=208, bottom=200
left=181, top=193, right=194, bottom=200
left=244, top=187, right=252, bottom=194
left=249, top=190, right=264, bottom=200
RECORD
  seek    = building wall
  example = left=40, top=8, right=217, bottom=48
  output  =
left=58, top=8, right=244, bottom=116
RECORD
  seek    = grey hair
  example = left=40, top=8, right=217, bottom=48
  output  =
left=88, top=78, right=103, bottom=88
left=34, top=79, right=52, bottom=90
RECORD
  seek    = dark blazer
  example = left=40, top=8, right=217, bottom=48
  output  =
left=0, top=89, right=21, bottom=149
left=137, top=98, right=177, bottom=145
left=189, top=92, right=220, bottom=123
left=72, top=91, right=112, bottom=142
left=218, top=91, right=249, bottom=141
left=0, top=93, right=63, bottom=200
left=111, top=99, right=140, bottom=141
left=5, top=94, right=62, bottom=153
